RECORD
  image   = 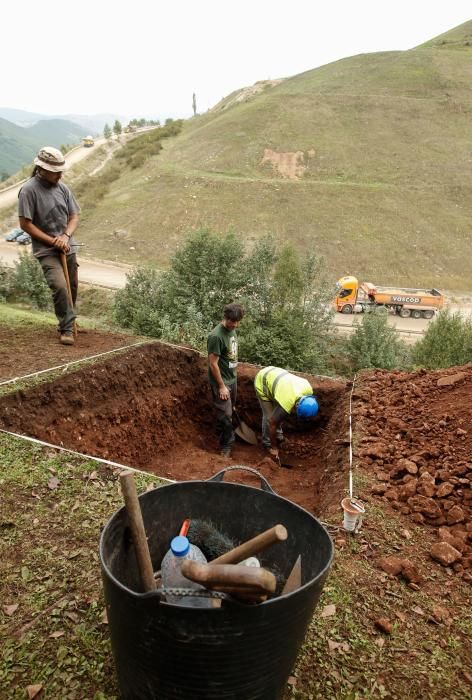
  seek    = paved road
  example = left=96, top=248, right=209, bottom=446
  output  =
left=0, top=138, right=108, bottom=211
left=2, top=238, right=470, bottom=334
left=0, top=241, right=131, bottom=289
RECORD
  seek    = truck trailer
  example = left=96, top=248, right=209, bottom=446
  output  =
left=334, top=275, right=444, bottom=319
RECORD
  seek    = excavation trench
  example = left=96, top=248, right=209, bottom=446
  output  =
left=0, top=343, right=348, bottom=513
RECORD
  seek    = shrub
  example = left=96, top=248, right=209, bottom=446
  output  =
left=0, top=261, right=14, bottom=301
left=411, top=309, right=472, bottom=368
left=114, top=229, right=337, bottom=372
left=10, top=251, right=52, bottom=310
left=348, top=309, right=409, bottom=371
left=114, top=266, right=163, bottom=334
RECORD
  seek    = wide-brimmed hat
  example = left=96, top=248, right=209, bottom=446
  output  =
left=34, top=146, right=67, bottom=172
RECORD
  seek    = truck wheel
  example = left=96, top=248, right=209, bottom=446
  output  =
left=422, top=310, right=434, bottom=319
left=341, top=305, right=353, bottom=314
left=398, top=308, right=411, bottom=318
left=411, top=310, right=422, bottom=319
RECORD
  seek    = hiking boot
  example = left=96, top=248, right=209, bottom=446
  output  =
left=60, top=333, right=74, bottom=346
left=220, top=447, right=232, bottom=458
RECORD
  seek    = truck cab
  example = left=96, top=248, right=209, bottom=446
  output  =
left=334, top=276, right=361, bottom=313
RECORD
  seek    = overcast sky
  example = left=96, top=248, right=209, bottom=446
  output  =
left=2, top=0, right=470, bottom=120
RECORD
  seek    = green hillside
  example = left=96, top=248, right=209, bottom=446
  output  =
left=0, top=118, right=88, bottom=178
left=77, top=20, right=472, bottom=290
left=0, top=117, right=38, bottom=178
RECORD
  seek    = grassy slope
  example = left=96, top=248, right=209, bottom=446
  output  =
left=74, top=22, right=471, bottom=289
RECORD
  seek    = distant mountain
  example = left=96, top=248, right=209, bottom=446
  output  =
left=0, top=117, right=88, bottom=178
left=0, top=117, right=39, bottom=177
left=0, top=107, right=46, bottom=128
left=0, top=108, right=145, bottom=136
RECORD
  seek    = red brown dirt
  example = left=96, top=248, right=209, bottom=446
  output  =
left=1, top=337, right=470, bottom=578
left=352, top=365, right=472, bottom=580
left=0, top=323, right=136, bottom=382
left=0, top=342, right=347, bottom=514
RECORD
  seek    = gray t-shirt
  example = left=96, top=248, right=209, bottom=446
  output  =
left=18, top=174, right=81, bottom=258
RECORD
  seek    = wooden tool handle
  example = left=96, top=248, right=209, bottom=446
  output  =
left=211, top=524, right=288, bottom=565
left=181, top=560, right=276, bottom=594
left=119, top=471, right=157, bottom=592
left=60, top=252, right=77, bottom=337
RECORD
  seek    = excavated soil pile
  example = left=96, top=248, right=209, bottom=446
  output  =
left=0, top=342, right=347, bottom=513
left=354, top=365, right=472, bottom=579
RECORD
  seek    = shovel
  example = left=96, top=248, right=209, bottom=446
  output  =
left=233, top=409, right=258, bottom=445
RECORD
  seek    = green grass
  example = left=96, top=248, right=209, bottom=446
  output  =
left=0, top=434, right=162, bottom=699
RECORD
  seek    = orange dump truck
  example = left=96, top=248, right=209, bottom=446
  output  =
left=334, top=275, right=444, bottom=319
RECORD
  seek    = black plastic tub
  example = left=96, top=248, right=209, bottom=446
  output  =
left=100, top=467, right=334, bottom=700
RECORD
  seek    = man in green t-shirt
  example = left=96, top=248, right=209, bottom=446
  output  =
left=207, top=303, right=245, bottom=457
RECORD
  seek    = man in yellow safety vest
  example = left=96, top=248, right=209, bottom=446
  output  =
left=254, top=366, right=319, bottom=462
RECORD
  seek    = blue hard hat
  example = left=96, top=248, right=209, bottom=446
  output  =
left=297, top=396, right=319, bottom=418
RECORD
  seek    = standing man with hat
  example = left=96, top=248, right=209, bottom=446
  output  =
left=18, top=146, right=80, bottom=345
left=254, top=366, right=319, bottom=463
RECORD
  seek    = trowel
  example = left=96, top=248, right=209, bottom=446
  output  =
left=274, top=451, right=297, bottom=470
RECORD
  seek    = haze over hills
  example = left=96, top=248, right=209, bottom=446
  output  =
left=0, top=108, right=127, bottom=133
left=12, top=20, right=470, bottom=291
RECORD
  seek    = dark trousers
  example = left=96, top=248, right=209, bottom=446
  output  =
left=38, top=253, right=78, bottom=333
left=210, top=383, right=236, bottom=449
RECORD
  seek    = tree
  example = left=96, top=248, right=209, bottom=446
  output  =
left=103, top=123, right=112, bottom=139
left=347, top=309, right=409, bottom=371
left=192, top=92, right=197, bottom=117
left=412, top=309, right=472, bottom=368
left=113, top=120, right=122, bottom=136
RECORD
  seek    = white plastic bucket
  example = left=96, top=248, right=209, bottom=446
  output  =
left=341, top=497, right=365, bottom=532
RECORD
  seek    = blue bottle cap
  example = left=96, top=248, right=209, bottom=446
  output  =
left=170, top=535, right=190, bottom=557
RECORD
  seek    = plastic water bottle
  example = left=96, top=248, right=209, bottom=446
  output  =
left=160, top=535, right=213, bottom=608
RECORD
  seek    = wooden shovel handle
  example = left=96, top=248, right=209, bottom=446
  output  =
left=119, top=471, right=157, bottom=592
left=181, top=560, right=276, bottom=594
left=211, top=524, right=288, bottom=565
left=60, top=252, right=77, bottom=337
